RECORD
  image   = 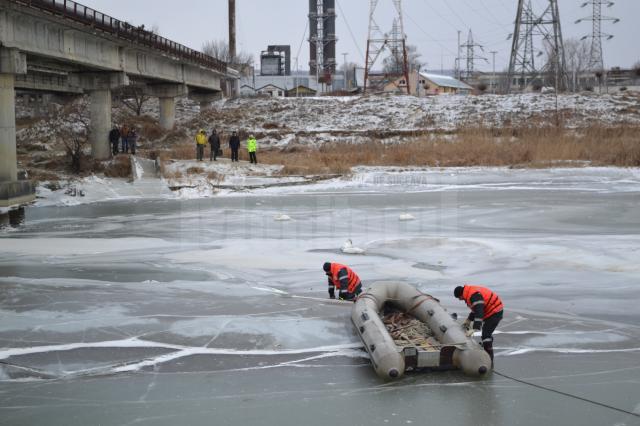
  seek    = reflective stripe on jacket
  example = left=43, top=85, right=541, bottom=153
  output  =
left=247, top=138, right=257, bottom=152
left=462, top=285, right=503, bottom=320
left=329, top=263, right=361, bottom=293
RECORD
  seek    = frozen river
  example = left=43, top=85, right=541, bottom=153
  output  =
left=1, top=168, right=640, bottom=426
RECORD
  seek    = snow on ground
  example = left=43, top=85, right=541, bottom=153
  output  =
left=30, top=166, right=640, bottom=209
left=175, top=92, right=640, bottom=146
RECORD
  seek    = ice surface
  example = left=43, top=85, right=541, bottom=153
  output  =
left=2, top=168, right=640, bottom=425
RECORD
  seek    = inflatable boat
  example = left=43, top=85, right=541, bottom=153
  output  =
left=351, top=281, right=492, bottom=379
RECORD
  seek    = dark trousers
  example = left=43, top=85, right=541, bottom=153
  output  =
left=231, top=148, right=239, bottom=162
left=197, top=144, right=204, bottom=161
left=121, top=137, right=128, bottom=153
left=338, top=282, right=362, bottom=301
left=481, top=310, right=503, bottom=361
left=249, top=152, right=257, bottom=164
left=210, top=146, right=219, bottom=161
left=111, top=142, right=119, bottom=156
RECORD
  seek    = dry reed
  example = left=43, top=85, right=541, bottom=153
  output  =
left=259, top=125, right=640, bottom=174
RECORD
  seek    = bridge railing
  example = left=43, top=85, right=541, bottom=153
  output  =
left=8, top=0, right=228, bottom=73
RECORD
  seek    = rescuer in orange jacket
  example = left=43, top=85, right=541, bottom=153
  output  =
left=454, top=285, right=504, bottom=361
left=323, top=262, right=363, bottom=301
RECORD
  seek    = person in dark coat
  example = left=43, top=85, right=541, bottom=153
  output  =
left=229, top=131, right=240, bottom=162
left=129, top=129, right=138, bottom=155
left=109, top=125, right=120, bottom=156
left=209, top=129, right=221, bottom=161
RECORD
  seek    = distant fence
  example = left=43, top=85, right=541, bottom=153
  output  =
left=7, top=0, right=227, bottom=73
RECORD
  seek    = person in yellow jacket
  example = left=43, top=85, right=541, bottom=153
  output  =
left=195, top=129, right=207, bottom=161
left=247, top=135, right=258, bottom=164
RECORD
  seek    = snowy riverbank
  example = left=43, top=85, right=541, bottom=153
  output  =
left=30, top=166, right=640, bottom=209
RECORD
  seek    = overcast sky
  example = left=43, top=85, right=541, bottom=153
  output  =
left=82, top=0, right=639, bottom=72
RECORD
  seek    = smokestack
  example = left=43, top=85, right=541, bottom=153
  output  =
left=228, top=0, right=236, bottom=64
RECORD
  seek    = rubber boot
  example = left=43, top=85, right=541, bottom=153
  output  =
left=483, top=341, right=494, bottom=365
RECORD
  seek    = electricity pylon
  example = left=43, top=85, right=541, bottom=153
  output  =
left=507, top=0, right=567, bottom=93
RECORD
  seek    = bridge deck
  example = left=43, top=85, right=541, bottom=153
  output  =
left=7, top=0, right=226, bottom=73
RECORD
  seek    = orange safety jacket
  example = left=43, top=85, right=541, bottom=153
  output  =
left=329, top=263, right=361, bottom=294
left=462, top=285, right=503, bottom=320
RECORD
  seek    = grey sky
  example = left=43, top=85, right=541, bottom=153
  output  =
left=82, top=0, right=639, bottom=72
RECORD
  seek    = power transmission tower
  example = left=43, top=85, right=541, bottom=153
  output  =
left=576, top=1, right=619, bottom=71
left=507, top=0, right=567, bottom=93
left=364, top=0, right=410, bottom=94
left=459, top=29, right=488, bottom=82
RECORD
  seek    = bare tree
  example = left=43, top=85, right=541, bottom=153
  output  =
left=118, top=86, right=150, bottom=116
left=564, top=38, right=591, bottom=92
left=202, top=39, right=253, bottom=73
left=59, top=98, right=90, bottom=174
left=383, top=44, right=422, bottom=75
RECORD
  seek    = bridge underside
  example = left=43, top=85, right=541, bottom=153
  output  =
left=0, top=1, right=235, bottom=209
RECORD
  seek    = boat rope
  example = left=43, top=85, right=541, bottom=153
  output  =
left=493, top=370, right=640, bottom=418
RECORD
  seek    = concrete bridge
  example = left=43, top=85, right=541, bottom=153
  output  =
left=0, top=0, right=235, bottom=209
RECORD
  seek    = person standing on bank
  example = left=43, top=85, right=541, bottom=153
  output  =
left=209, top=129, right=221, bottom=161
left=454, top=285, right=503, bottom=362
left=247, top=134, right=258, bottom=164
left=120, top=124, right=130, bottom=153
left=229, top=131, right=240, bottom=162
left=129, top=128, right=138, bottom=155
left=195, top=129, right=207, bottom=161
left=109, top=125, right=120, bottom=156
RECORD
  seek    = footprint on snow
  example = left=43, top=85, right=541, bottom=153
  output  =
left=274, top=214, right=292, bottom=221
left=341, top=239, right=365, bottom=255
left=399, top=213, right=415, bottom=221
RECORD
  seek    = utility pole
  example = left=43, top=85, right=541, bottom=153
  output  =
left=455, top=30, right=461, bottom=80
left=490, top=50, right=497, bottom=93
left=507, top=0, right=567, bottom=93
left=342, top=52, right=348, bottom=90
left=228, top=0, right=236, bottom=97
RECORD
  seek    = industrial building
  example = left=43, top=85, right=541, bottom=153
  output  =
left=309, top=0, right=337, bottom=87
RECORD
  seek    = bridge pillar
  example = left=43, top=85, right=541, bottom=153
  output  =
left=0, top=48, right=35, bottom=210
left=0, top=73, right=17, bottom=183
left=146, top=84, right=188, bottom=130
left=72, top=72, right=128, bottom=160
left=189, top=92, right=222, bottom=113
left=89, top=89, right=112, bottom=160
left=159, top=97, right=176, bottom=130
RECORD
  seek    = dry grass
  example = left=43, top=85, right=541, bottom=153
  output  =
left=103, top=155, right=132, bottom=178
left=186, top=166, right=205, bottom=175
left=207, top=171, right=223, bottom=181
left=166, top=143, right=197, bottom=160
left=260, top=125, right=640, bottom=175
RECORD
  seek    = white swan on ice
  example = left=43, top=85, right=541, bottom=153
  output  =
left=274, top=214, right=292, bottom=221
left=399, top=213, right=415, bottom=221
left=341, top=239, right=365, bottom=254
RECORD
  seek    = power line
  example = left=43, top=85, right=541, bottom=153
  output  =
left=295, top=20, right=308, bottom=64
left=440, top=0, right=469, bottom=29
left=336, top=0, right=365, bottom=63
left=404, top=12, right=457, bottom=57
left=494, top=370, right=640, bottom=419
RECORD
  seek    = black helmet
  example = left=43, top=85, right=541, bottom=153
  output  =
left=454, top=286, right=464, bottom=299
left=323, top=262, right=331, bottom=273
